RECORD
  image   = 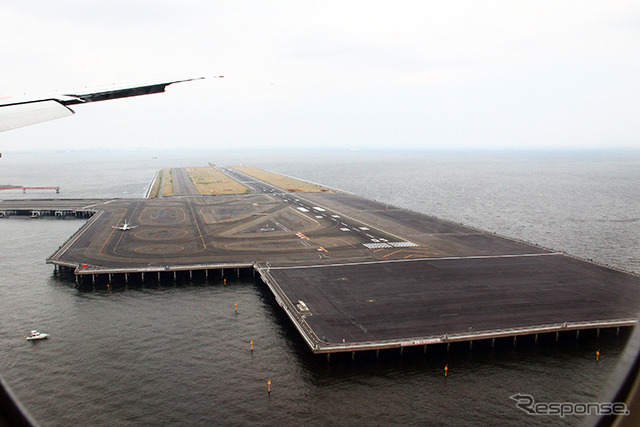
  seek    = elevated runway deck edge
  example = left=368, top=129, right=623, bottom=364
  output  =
left=5, top=166, right=640, bottom=356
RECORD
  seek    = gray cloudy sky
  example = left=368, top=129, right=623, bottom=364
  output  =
left=2, top=1, right=639, bottom=151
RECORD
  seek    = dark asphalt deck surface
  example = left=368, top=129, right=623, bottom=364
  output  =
left=266, top=254, right=640, bottom=351
left=4, top=166, right=640, bottom=353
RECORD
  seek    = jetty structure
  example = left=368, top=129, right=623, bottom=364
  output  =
left=2, top=165, right=640, bottom=357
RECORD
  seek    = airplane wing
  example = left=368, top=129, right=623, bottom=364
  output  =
left=0, top=77, right=209, bottom=133
left=0, top=100, right=74, bottom=133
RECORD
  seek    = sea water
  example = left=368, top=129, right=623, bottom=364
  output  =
left=0, top=149, right=638, bottom=426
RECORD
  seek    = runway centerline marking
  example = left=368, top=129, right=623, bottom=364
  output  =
left=291, top=194, right=412, bottom=244
left=266, top=252, right=563, bottom=270
left=289, top=206, right=319, bottom=224
left=186, top=196, right=207, bottom=249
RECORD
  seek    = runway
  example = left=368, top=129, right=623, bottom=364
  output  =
left=3, top=165, right=640, bottom=354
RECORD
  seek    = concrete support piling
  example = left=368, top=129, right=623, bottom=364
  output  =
left=15, top=167, right=640, bottom=366
left=46, top=259, right=636, bottom=361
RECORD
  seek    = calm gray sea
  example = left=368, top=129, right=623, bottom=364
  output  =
left=1, top=149, right=639, bottom=426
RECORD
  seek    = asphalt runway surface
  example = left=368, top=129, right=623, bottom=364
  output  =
left=5, top=166, right=640, bottom=353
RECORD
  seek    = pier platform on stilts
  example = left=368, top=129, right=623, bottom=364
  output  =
left=3, top=166, right=639, bottom=355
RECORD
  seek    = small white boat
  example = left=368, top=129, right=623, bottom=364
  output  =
left=25, top=330, right=49, bottom=341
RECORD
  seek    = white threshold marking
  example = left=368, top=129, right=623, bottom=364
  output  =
left=363, top=241, right=419, bottom=249
left=364, top=242, right=391, bottom=249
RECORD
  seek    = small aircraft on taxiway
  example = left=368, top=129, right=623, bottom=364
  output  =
left=113, top=220, right=137, bottom=231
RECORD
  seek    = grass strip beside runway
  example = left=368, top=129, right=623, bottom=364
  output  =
left=233, top=166, right=331, bottom=193
left=186, top=167, right=249, bottom=195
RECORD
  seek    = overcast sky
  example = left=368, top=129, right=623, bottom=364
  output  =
left=2, top=1, right=639, bottom=151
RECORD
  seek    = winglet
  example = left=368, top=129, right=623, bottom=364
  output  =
left=60, top=77, right=207, bottom=106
